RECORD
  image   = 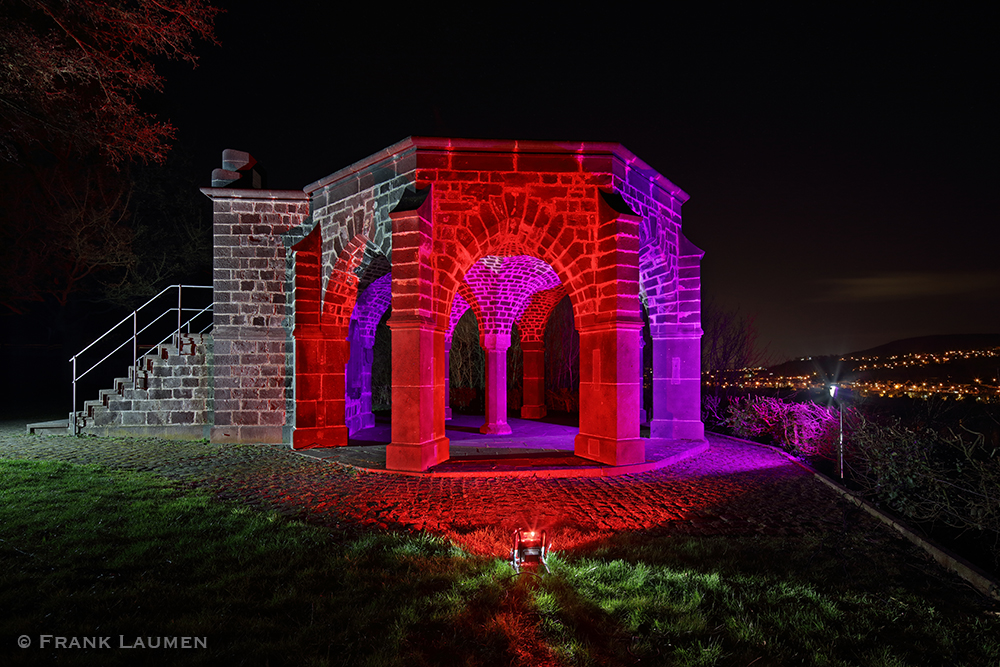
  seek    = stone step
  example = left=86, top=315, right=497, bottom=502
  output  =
left=76, top=334, right=212, bottom=439
left=26, top=419, right=71, bottom=435
left=83, top=399, right=105, bottom=418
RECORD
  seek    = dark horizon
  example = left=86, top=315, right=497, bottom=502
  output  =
left=3, top=3, right=996, bottom=366
left=151, top=3, right=995, bottom=363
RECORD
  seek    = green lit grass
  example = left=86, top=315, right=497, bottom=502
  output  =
left=0, top=459, right=509, bottom=666
left=1, top=457, right=998, bottom=666
left=534, top=531, right=1000, bottom=666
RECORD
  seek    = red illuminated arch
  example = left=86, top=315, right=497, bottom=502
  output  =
left=281, top=138, right=703, bottom=470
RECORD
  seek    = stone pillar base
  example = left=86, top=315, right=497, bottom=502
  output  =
left=387, top=317, right=449, bottom=471
left=386, top=436, right=450, bottom=471
left=651, top=418, right=705, bottom=441
left=651, top=335, right=705, bottom=444
left=520, top=404, right=547, bottom=419
left=291, top=425, right=350, bottom=449
left=574, top=433, right=645, bottom=466
left=480, top=422, right=513, bottom=435
left=575, top=320, right=644, bottom=466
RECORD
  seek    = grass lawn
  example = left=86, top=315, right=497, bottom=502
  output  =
left=1, top=454, right=998, bottom=666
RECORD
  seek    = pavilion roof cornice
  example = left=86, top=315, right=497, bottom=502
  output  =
left=303, top=136, right=689, bottom=203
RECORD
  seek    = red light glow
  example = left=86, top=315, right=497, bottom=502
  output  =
left=277, top=138, right=705, bottom=472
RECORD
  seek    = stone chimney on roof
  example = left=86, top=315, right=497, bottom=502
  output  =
left=211, top=149, right=267, bottom=188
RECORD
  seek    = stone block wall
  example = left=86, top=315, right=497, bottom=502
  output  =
left=613, top=165, right=691, bottom=335
left=78, top=334, right=213, bottom=439
left=203, top=188, right=311, bottom=444
left=307, top=146, right=416, bottom=293
left=291, top=145, right=417, bottom=449
left=345, top=273, right=391, bottom=434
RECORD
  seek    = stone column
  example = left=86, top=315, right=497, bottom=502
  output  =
left=444, top=339, right=453, bottom=420
left=574, top=319, right=644, bottom=465
left=293, top=330, right=350, bottom=448
left=572, top=192, right=645, bottom=465
left=385, top=187, right=449, bottom=471
left=639, top=334, right=648, bottom=425
left=386, top=317, right=449, bottom=469
left=520, top=340, right=547, bottom=419
left=650, top=334, right=705, bottom=440
left=480, top=333, right=512, bottom=434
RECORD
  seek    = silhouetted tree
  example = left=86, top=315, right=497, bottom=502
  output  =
left=104, top=149, right=213, bottom=307
left=0, top=0, right=221, bottom=164
left=450, top=309, right=485, bottom=391
left=701, top=298, right=770, bottom=374
left=544, top=296, right=580, bottom=411
left=0, top=147, right=212, bottom=314
left=507, top=323, right=523, bottom=409
left=0, top=1, right=219, bottom=313
left=0, top=157, right=133, bottom=313
left=545, top=296, right=579, bottom=391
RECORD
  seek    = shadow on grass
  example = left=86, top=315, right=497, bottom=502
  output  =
left=531, top=516, right=1000, bottom=666
left=0, top=459, right=538, bottom=666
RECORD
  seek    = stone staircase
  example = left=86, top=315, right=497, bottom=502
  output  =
left=72, top=334, right=213, bottom=439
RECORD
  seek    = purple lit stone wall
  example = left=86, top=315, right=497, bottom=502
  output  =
left=346, top=273, right=391, bottom=433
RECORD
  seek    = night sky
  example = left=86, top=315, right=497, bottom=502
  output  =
left=158, top=3, right=997, bottom=363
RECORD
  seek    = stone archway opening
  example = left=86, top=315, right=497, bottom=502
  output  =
left=344, top=250, right=589, bottom=465
left=370, top=307, right=392, bottom=413
left=543, top=294, right=581, bottom=417
left=446, top=308, right=486, bottom=416
left=447, top=254, right=566, bottom=437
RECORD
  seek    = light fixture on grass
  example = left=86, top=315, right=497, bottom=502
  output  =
left=829, top=383, right=844, bottom=479
left=510, top=528, right=549, bottom=574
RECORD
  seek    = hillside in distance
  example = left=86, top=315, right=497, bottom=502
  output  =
left=765, top=334, right=1000, bottom=392
left=852, top=334, right=1000, bottom=358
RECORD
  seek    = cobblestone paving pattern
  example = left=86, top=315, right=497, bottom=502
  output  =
left=0, top=421, right=850, bottom=555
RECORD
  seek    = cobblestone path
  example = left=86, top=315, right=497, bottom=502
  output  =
left=0, top=421, right=849, bottom=555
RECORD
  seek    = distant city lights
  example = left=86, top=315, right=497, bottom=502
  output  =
left=704, top=347, right=1000, bottom=402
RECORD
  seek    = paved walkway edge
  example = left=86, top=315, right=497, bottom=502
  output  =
left=812, top=472, right=1000, bottom=602
left=709, top=432, right=1000, bottom=602
left=321, top=440, right=711, bottom=479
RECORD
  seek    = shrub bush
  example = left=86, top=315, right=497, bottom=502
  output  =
left=724, top=395, right=841, bottom=460
left=709, top=394, right=1000, bottom=566
left=848, top=414, right=1000, bottom=560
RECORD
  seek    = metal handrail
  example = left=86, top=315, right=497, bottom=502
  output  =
left=74, top=306, right=211, bottom=383
left=71, top=283, right=178, bottom=360
left=135, top=304, right=215, bottom=365
left=70, top=285, right=212, bottom=435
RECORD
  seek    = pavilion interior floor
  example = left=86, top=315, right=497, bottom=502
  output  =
left=296, top=413, right=708, bottom=478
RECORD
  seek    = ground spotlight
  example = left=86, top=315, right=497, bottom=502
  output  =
left=510, top=528, right=550, bottom=574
